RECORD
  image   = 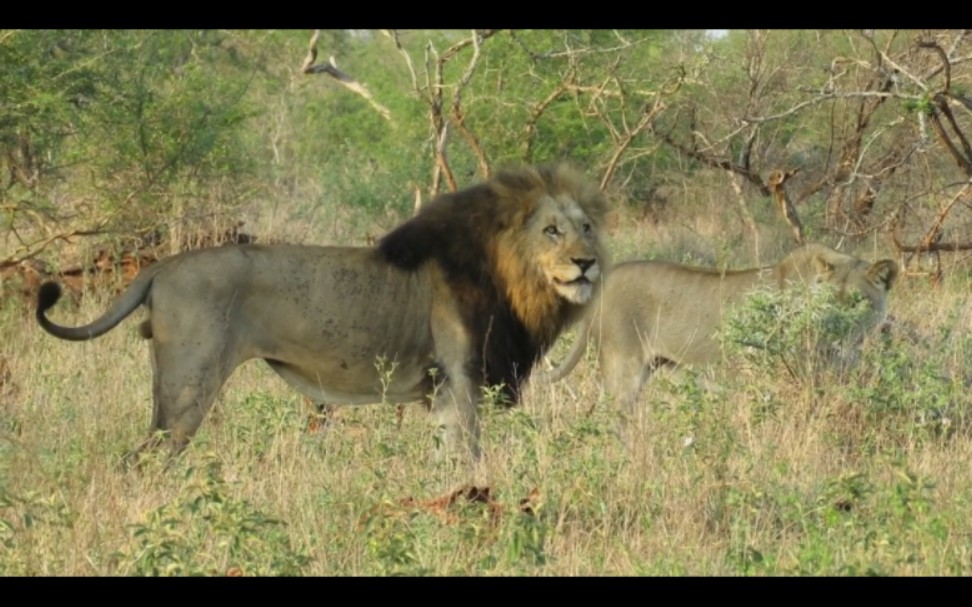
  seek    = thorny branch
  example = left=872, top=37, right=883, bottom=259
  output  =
left=450, top=31, right=490, bottom=179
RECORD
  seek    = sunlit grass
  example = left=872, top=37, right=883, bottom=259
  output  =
left=2, top=204, right=971, bottom=576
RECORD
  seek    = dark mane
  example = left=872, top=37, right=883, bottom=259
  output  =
left=377, top=164, right=602, bottom=405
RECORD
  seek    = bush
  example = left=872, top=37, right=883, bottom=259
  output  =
left=119, top=456, right=311, bottom=576
left=720, top=284, right=875, bottom=382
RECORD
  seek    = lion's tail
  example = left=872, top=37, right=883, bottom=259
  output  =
left=36, top=264, right=160, bottom=342
left=532, top=314, right=595, bottom=385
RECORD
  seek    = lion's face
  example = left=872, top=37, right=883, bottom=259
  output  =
left=527, top=193, right=603, bottom=305
left=485, top=164, right=608, bottom=343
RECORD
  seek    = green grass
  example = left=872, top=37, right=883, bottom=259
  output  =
left=2, top=204, right=972, bottom=576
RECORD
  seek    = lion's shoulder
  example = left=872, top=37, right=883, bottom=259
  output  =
left=377, top=183, right=494, bottom=273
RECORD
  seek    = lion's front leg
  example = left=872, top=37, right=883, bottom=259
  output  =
left=428, top=286, right=482, bottom=466
left=429, top=369, right=481, bottom=465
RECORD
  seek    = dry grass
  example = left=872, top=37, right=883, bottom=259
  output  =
left=2, top=198, right=971, bottom=576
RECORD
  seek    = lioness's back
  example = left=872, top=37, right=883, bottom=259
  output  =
left=600, top=260, right=766, bottom=366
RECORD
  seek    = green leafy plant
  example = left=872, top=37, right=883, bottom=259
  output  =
left=720, top=284, right=874, bottom=382
left=120, top=456, right=311, bottom=576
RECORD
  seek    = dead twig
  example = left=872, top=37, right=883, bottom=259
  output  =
left=301, top=30, right=391, bottom=121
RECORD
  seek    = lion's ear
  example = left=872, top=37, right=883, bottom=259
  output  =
left=869, top=259, right=899, bottom=290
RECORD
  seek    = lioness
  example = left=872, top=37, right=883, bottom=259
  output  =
left=36, top=163, right=608, bottom=464
left=537, top=243, right=898, bottom=412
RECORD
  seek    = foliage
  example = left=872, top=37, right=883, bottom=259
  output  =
left=3, top=29, right=971, bottom=275
left=2, top=30, right=259, bottom=252
left=119, top=455, right=311, bottom=576
left=702, top=465, right=954, bottom=576
left=720, top=283, right=875, bottom=382
left=654, top=30, right=972, bottom=265
left=720, top=277, right=970, bottom=444
left=0, top=489, right=75, bottom=575
left=847, top=319, right=970, bottom=444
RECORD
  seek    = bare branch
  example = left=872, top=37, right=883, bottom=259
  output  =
left=437, top=29, right=499, bottom=64
left=949, top=92, right=972, bottom=114
left=450, top=31, right=490, bottom=178
left=385, top=30, right=420, bottom=93
left=301, top=30, right=391, bottom=121
left=510, top=29, right=650, bottom=61
left=744, top=90, right=900, bottom=124
left=0, top=226, right=114, bottom=268
left=928, top=103, right=972, bottom=177
left=767, top=168, right=806, bottom=245
left=892, top=239, right=972, bottom=253
left=891, top=180, right=972, bottom=275
left=726, top=169, right=761, bottom=263
left=652, top=120, right=769, bottom=196
left=841, top=117, right=907, bottom=186
left=917, top=39, right=950, bottom=92
left=423, top=31, right=500, bottom=192
left=434, top=110, right=456, bottom=193
left=921, top=182, right=970, bottom=251
left=937, top=98, right=972, bottom=171
left=877, top=50, right=929, bottom=92
left=945, top=29, right=970, bottom=57
left=413, top=183, right=422, bottom=215
left=523, top=76, right=574, bottom=161
left=425, top=40, right=450, bottom=194
left=601, top=100, right=666, bottom=190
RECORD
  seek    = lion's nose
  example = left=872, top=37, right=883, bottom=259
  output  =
left=572, top=258, right=596, bottom=273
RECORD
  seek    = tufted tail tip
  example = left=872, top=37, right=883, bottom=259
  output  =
left=37, top=281, right=63, bottom=313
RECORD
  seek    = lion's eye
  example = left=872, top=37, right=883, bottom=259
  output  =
left=582, top=223, right=592, bottom=235
left=544, top=225, right=560, bottom=237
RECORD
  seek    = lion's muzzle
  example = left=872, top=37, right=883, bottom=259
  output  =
left=553, top=258, right=600, bottom=304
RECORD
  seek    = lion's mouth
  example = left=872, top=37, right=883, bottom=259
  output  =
left=555, top=276, right=591, bottom=287
left=554, top=276, right=594, bottom=304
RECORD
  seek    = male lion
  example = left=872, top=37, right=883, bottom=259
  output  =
left=36, top=163, right=608, bottom=463
left=536, top=243, right=898, bottom=412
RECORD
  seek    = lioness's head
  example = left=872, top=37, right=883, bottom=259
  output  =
left=791, top=244, right=899, bottom=322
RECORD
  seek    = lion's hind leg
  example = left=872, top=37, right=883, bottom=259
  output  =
left=128, top=338, right=241, bottom=464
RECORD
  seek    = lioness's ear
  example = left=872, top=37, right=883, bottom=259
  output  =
left=869, top=259, right=899, bottom=290
left=811, top=256, right=835, bottom=282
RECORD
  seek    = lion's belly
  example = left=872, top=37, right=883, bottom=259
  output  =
left=254, top=309, right=438, bottom=405
left=264, top=357, right=434, bottom=405
left=224, top=247, right=441, bottom=404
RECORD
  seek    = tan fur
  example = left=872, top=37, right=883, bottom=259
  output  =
left=491, top=166, right=608, bottom=343
left=36, top=163, right=608, bottom=465
left=537, top=243, right=898, bottom=412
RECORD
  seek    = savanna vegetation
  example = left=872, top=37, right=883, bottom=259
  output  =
left=1, top=29, right=971, bottom=575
